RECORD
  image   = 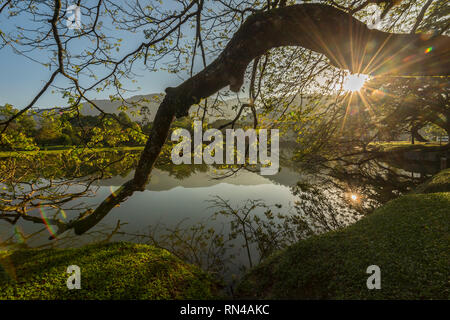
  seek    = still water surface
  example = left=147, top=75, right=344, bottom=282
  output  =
left=0, top=150, right=436, bottom=280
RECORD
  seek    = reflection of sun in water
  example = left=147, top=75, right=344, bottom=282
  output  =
left=350, top=194, right=358, bottom=201
left=343, top=74, right=369, bottom=92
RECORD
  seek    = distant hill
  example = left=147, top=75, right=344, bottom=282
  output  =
left=28, top=92, right=332, bottom=127
left=79, top=93, right=249, bottom=123
left=79, top=93, right=163, bottom=122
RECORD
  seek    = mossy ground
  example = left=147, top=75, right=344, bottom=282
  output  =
left=415, top=168, right=450, bottom=194
left=236, top=171, right=450, bottom=299
left=0, top=242, right=219, bottom=300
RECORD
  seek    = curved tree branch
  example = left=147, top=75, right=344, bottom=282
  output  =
left=71, top=3, right=450, bottom=236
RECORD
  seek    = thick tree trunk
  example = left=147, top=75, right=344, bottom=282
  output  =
left=71, top=3, right=450, bottom=235
left=412, top=127, right=428, bottom=143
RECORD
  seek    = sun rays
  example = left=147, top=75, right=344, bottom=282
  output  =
left=338, top=73, right=382, bottom=135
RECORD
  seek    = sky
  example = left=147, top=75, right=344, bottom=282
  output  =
left=0, top=1, right=196, bottom=109
left=0, top=44, right=181, bottom=109
left=0, top=0, right=374, bottom=110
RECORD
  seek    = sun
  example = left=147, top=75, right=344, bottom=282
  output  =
left=343, top=74, right=369, bottom=92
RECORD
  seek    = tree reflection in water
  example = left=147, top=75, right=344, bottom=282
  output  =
left=0, top=148, right=435, bottom=287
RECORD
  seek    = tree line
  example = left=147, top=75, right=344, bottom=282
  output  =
left=0, top=105, right=154, bottom=150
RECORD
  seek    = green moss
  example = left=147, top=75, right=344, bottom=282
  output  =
left=0, top=242, right=219, bottom=300
left=415, top=169, right=450, bottom=194
left=236, top=192, right=450, bottom=299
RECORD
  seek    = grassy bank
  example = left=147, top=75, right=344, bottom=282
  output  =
left=0, top=146, right=145, bottom=158
left=371, top=141, right=444, bottom=152
left=236, top=170, right=450, bottom=299
left=370, top=141, right=445, bottom=151
left=415, top=169, right=450, bottom=194
left=0, top=242, right=219, bottom=299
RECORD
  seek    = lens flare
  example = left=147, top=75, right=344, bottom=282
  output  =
left=110, top=186, right=118, bottom=197
left=425, top=47, right=433, bottom=54
left=59, top=209, right=67, bottom=220
left=13, top=226, right=26, bottom=244
left=39, top=206, right=56, bottom=238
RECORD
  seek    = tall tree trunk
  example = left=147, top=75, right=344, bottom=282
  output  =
left=70, top=3, right=450, bottom=236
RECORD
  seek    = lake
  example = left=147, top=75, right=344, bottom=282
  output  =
left=0, top=148, right=438, bottom=284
